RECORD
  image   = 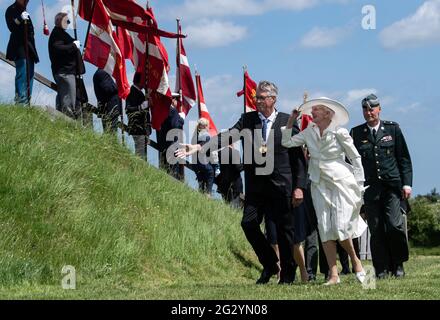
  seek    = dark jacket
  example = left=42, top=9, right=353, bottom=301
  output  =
left=48, top=27, right=80, bottom=75
left=215, top=146, right=243, bottom=197
left=5, top=2, right=39, bottom=63
left=209, top=111, right=307, bottom=197
left=125, top=85, right=150, bottom=135
left=350, top=120, right=413, bottom=189
left=93, top=68, right=121, bottom=115
left=156, top=107, right=184, bottom=152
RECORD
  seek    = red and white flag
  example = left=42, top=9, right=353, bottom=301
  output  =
left=175, top=22, right=196, bottom=119
left=116, top=7, right=173, bottom=130
left=78, top=0, right=182, bottom=39
left=79, top=0, right=130, bottom=99
left=196, top=73, right=217, bottom=137
left=145, top=6, right=172, bottom=131
left=236, top=70, right=257, bottom=113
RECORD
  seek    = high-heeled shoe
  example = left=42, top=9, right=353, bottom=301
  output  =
left=355, top=269, right=366, bottom=283
left=323, top=276, right=340, bottom=286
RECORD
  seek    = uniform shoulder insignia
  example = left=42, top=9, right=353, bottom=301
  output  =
left=383, top=120, right=398, bottom=126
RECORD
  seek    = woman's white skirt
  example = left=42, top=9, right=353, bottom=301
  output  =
left=311, top=175, right=367, bottom=242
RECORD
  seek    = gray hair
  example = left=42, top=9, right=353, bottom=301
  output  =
left=54, top=12, right=68, bottom=27
left=197, top=118, right=209, bottom=129
left=257, top=81, right=278, bottom=97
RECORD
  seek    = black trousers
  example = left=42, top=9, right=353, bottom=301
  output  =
left=242, top=193, right=295, bottom=281
left=365, top=183, right=409, bottom=274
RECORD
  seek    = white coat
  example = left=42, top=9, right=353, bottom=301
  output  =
left=281, top=124, right=367, bottom=242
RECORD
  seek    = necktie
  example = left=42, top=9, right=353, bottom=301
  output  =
left=262, top=119, right=268, bottom=142
left=372, top=128, right=377, bottom=140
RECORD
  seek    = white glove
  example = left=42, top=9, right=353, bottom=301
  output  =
left=215, top=169, right=221, bottom=178
left=21, top=11, right=30, bottom=21
left=73, top=40, right=81, bottom=49
left=140, top=101, right=149, bottom=110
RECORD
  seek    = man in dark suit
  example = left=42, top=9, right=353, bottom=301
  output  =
left=156, top=97, right=184, bottom=179
left=177, top=81, right=307, bottom=284
left=125, top=72, right=151, bottom=159
left=5, top=0, right=39, bottom=105
left=350, top=94, right=413, bottom=279
left=93, top=68, right=122, bottom=133
left=49, top=12, right=82, bottom=119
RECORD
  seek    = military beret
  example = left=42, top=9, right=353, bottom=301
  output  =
left=362, top=94, right=380, bottom=109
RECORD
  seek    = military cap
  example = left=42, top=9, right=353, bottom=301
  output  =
left=362, top=94, right=380, bottom=109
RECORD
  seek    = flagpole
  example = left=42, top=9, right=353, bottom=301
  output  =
left=23, top=18, right=31, bottom=106
left=71, top=0, right=78, bottom=40
left=82, top=0, right=96, bottom=58
left=242, top=65, right=246, bottom=113
left=176, top=18, right=185, bottom=181
left=176, top=19, right=183, bottom=114
left=143, top=2, right=152, bottom=161
left=303, top=91, right=308, bottom=104
left=194, top=66, right=201, bottom=119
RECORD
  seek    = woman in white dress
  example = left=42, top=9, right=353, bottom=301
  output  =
left=281, top=98, right=367, bottom=285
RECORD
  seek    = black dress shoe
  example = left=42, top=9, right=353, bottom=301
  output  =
left=393, top=264, right=405, bottom=278
left=340, top=267, right=351, bottom=275
left=278, top=276, right=295, bottom=285
left=376, top=270, right=389, bottom=279
left=256, top=265, right=280, bottom=284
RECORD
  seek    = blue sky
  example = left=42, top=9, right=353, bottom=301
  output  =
left=1, top=0, right=439, bottom=195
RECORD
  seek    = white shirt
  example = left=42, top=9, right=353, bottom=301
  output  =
left=258, top=110, right=277, bottom=142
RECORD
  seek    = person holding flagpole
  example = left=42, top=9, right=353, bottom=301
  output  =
left=5, top=0, right=39, bottom=105
left=48, top=12, right=82, bottom=119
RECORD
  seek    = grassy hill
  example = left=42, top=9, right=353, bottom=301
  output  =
left=0, top=105, right=439, bottom=300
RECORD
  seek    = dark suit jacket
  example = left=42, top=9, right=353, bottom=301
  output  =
left=350, top=120, right=413, bottom=188
left=5, top=2, right=39, bottom=63
left=125, top=85, right=150, bottom=136
left=206, top=111, right=307, bottom=198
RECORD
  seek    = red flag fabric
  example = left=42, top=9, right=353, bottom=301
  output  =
left=300, top=114, right=313, bottom=131
left=196, top=74, right=217, bottom=137
left=116, top=7, right=172, bottom=131
left=78, top=0, right=183, bottom=39
left=175, top=23, right=196, bottom=119
left=236, top=71, right=257, bottom=112
left=82, top=0, right=130, bottom=99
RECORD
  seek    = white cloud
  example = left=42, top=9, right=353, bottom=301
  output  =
left=380, top=0, right=440, bottom=49
left=184, top=20, right=247, bottom=48
left=397, top=102, right=423, bottom=113
left=33, top=0, right=76, bottom=31
left=164, top=0, right=350, bottom=20
left=299, top=26, right=351, bottom=48
left=343, top=88, right=377, bottom=107
left=191, top=74, right=242, bottom=129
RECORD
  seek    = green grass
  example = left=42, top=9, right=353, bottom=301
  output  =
left=0, top=105, right=439, bottom=300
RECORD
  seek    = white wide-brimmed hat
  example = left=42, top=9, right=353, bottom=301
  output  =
left=298, top=97, right=349, bottom=127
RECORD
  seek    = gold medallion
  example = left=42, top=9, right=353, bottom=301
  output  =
left=259, top=145, right=268, bottom=154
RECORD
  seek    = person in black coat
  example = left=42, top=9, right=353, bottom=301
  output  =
left=156, top=97, right=184, bottom=179
left=125, top=72, right=151, bottom=159
left=93, top=68, right=122, bottom=133
left=5, top=0, right=39, bottom=104
left=351, top=94, right=413, bottom=278
left=177, top=81, right=308, bottom=284
left=215, top=142, right=243, bottom=207
left=48, top=12, right=82, bottom=118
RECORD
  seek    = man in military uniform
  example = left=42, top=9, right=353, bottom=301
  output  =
left=350, top=94, right=413, bottom=279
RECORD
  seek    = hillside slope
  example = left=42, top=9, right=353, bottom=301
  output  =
left=0, top=105, right=254, bottom=291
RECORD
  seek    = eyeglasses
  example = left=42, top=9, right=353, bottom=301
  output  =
left=255, top=95, right=273, bottom=101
